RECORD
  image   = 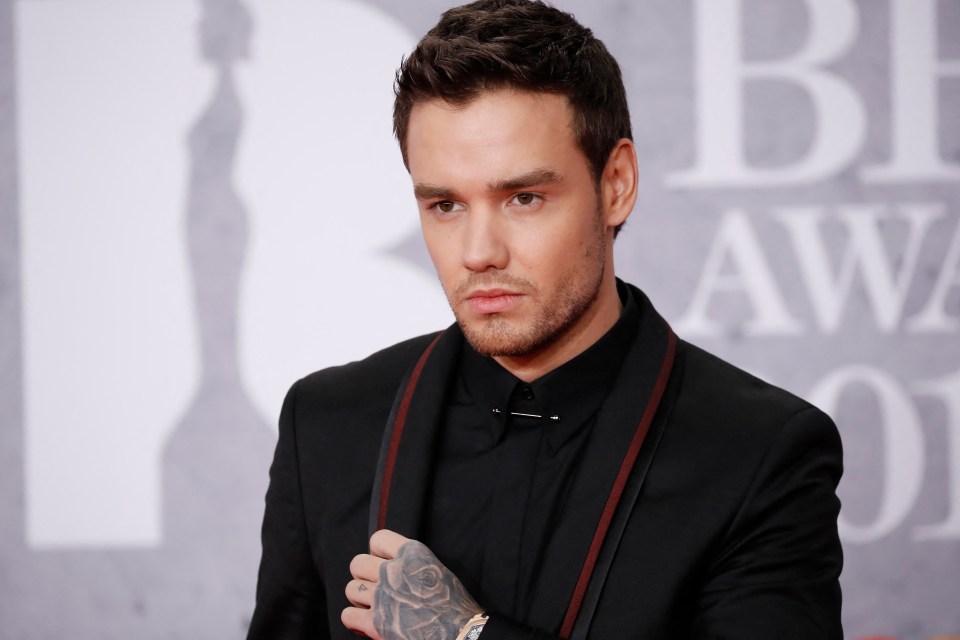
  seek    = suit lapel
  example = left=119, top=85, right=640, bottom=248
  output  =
left=369, top=326, right=463, bottom=539
left=525, top=286, right=676, bottom=634
left=568, top=332, right=682, bottom=640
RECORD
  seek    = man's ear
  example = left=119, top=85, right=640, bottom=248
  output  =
left=599, top=138, right=639, bottom=230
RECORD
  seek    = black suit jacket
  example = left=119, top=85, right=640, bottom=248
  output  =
left=247, top=284, right=843, bottom=639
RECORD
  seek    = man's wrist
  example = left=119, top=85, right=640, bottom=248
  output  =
left=455, top=612, right=488, bottom=640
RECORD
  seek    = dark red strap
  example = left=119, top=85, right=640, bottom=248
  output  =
left=559, top=330, right=676, bottom=639
left=377, top=333, right=443, bottom=531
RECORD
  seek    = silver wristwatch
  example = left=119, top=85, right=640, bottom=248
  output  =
left=455, top=613, right=488, bottom=640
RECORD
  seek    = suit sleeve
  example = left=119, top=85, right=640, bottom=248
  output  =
left=475, top=616, right=562, bottom=640
left=247, top=379, right=329, bottom=639
left=691, top=405, right=844, bottom=639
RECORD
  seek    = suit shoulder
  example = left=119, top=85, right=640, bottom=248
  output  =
left=678, top=339, right=820, bottom=419
left=672, top=339, right=838, bottom=454
left=292, top=332, right=442, bottom=411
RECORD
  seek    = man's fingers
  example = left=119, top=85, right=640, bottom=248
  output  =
left=369, top=529, right=411, bottom=560
left=344, top=579, right=376, bottom=608
left=343, top=557, right=381, bottom=637
left=341, top=606, right=380, bottom=639
left=349, top=553, right=385, bottom=582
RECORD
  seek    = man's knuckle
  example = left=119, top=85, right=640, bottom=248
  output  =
left=404, top=539, right=426, bottom=555
left=349, top=554, right=364, bottom=574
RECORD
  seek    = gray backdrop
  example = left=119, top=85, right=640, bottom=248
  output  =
left=1, top=0, right=958, bottom=638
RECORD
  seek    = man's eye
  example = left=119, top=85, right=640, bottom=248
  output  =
left=512, top=193, right=539, bottom=206
left=435, top=201, right=459, bottom=213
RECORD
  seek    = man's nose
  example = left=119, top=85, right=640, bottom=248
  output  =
left=461, top=208, right=508, bottom=273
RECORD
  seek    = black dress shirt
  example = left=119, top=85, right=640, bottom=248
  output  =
left=423, top=284, right=639, bottom=625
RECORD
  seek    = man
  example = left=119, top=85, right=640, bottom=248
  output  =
left=247, top=1, right=844, bottom=638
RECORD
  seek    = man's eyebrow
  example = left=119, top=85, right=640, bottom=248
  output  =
left=413, top=169, right=562, bottom=201
left=413, top=183, right=456, bottom=200
left=491, top=169, right=562, bottom=192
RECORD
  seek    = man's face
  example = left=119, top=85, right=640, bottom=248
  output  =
left=406, top=90, right=619, bottom=361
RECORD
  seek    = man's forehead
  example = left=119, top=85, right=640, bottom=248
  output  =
left=403, top=88, right=589, bottom=193
left=405, top=90, right=576, bottom=160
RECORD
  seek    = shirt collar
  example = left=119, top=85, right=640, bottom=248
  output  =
left=459, top=280, right=640, bottom=450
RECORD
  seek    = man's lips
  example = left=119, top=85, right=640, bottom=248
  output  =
left=465, top=288, right=524, bottom=314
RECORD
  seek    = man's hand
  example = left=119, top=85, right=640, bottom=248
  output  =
left=342, top=529, right=483, bottom=640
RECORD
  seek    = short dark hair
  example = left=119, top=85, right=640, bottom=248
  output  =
left=393, top=0, right=632, bottom=184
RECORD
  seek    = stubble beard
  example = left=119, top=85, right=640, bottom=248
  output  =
left=448, top=215, right=607, bottom=358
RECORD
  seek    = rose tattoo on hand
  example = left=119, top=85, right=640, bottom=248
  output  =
left=373, top=540, right=481, bottom=640
left=341, top=531, right=482, bottom=640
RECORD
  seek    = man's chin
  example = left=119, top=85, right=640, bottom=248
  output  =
left=457, top=317, right=546, bottom=358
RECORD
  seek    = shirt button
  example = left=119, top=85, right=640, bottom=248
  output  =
left=521, top=385, right=535, bottom=401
